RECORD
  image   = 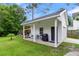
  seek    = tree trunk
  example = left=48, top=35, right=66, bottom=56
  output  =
left=11, top=36, right=12, bottom=40
left=32, top=7, right=34, bottom=20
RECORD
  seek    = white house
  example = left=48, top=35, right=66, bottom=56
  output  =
left=68, top=20, right=79, bottom=30
left=21, top=9, right=68, bottom=47
left=68, top=7, right=79, bottom=30
left=68, top=15, right=79, bottom=30
left=72, top=12, right=79, bottom=30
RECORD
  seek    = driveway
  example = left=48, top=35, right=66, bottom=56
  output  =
left=64, top=38, right=79, bottom=56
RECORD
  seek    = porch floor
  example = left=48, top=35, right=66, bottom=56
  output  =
left=24, top=38, right=55, bottom=47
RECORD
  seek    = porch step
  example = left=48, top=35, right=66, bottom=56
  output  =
left=36, top=40, right=55, bottom=47
left=25, top=38, right=55, bottom=47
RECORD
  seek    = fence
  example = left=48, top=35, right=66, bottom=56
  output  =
left=67, top=30, right=79, bottom=39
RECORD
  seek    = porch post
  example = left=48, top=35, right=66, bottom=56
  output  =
left=54, top=20, right=57, bottom=47
left=33, top=24, right=36, bottom=42
left=23, top=25, right=25, bottom=39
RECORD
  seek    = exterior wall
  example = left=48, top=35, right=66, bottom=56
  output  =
left=57, top=20, right=62, bottom=43
left=68, top=20, right=79, bottom=30
left=57, top=11, right=67, bottom=46
left=62, top=12, right=67, bottom=42
left=31, top=18, right=55, bottom=41
left=68, top=26, right=74, bottom=30
left=73, top=20, right=79, bottom=30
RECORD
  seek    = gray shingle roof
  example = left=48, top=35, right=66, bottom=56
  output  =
left=21, top=8, right=65, bottom=25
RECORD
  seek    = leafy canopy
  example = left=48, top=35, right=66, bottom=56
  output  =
left=0, top=4, right=26, bottom=36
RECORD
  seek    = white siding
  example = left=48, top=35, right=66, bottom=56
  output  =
left=57, top=20, right=62, bottom=43
left=73, top=20, right=79, bottom=30
left=61, top=12, right=67, bottom=42
left=31, top=18, right=56, bottom=41
left=57, top=12, right=67, bottom=46
left=68, top=20, right=79, bottom=30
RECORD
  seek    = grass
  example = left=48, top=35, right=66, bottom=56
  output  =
left=0, top=35, right=78, bottom=56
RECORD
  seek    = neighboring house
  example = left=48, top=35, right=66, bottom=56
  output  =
left=21, top=9, right=68, bottom=47
left=68, top=7, right=79, bottom=30
left=68, top=12, right=79, bottom=30
left=72, top=12, right=79, bottom=30
left=72, top=20, right=79, bottom=30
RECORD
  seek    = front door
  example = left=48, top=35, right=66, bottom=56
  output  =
left=51, top=27, right=55, bottom=42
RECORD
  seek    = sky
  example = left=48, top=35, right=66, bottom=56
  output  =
left=18, top=3, right=79, bottom=20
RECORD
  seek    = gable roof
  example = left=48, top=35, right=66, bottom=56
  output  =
left=21, top=8, right=66, bottom=25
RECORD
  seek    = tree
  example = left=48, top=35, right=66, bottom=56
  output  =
left=25, top=3, right=50, bottom=20
left=25, top=3, right=38, bottom=20
left=0, top=4, right=26, bottom=36
left=68, top=16, right=73, bottom=26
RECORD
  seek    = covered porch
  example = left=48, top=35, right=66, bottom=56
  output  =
left=22, top=17, right=62, bottom=47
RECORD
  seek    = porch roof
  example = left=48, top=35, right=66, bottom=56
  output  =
left=21, top=8, right=66, bottom=25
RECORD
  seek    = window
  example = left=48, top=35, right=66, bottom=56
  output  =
left=39, top=27, right=43, bottom=35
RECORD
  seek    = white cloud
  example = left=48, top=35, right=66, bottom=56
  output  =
left=68, top=6, right=79, bottom=16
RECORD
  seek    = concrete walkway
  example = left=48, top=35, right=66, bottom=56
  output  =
left=64, top=38, right=79, bottom=44
left=64, top=38, right=79, bottom=56
left=65, top=51, right=79, bottom=56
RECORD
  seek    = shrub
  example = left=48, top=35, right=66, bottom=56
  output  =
left=7, top=33, right=15, bottom=40
left=7, top=33, right=15, bottom=37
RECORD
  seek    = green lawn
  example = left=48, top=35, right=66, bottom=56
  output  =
left=0, top=36, right=78, bottom=56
